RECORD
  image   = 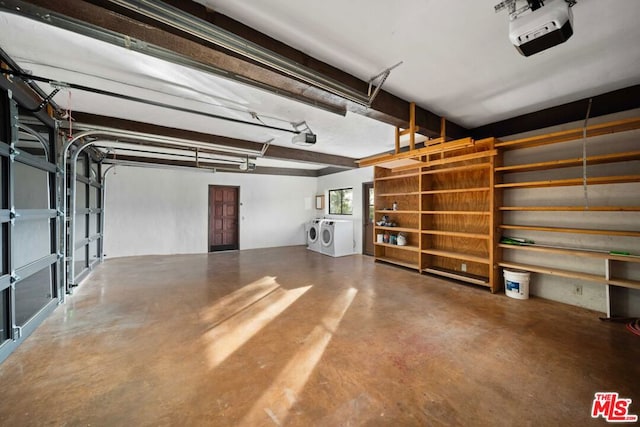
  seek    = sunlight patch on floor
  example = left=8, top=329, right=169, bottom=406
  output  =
left=200, top=276, right=281, bottom=325
left=202, top=279, right=311, bottom=369
left=238, top=287, right=358, bottom=426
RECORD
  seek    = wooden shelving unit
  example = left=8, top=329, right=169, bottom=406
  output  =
left=373, top=165, right=422, bottom=271
left=373, top=137, right=499, bottom=291
left=495, top=117, right=640, bottom=292
left=370, top=115, right=640, bottom=297
left=420, top=139, right=498, bottom=291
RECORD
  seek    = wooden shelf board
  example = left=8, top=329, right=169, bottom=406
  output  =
left=374, top=242, right=420, bottom=252
left=375, top=256, right=419, bottom=270
left=375, top=171, right=421, bottom=181
left=422, top=230, right=490, bottom=240
left=422, top=266, right=489, bottom=286
left=375, top=158, right=423, bottom=170
left=499, top=224, right=640, bottom=237
left=607, top=278, right=640, bottom=290
left=495, top=150, right=640, bottom=173
left=496, top=175, right=640, bottom=189
left=607, top=254, right=640, bottom=263
left=499, top=243, right=640, bottom=263
left=498, top=262, right=605, bottom=283
left=377, top=191, right=421, bottom=197
left=422, top=249, right=490, bottom=264
left=389, top=162, right=429, bottom=173
left=500, top=206, right=640, bottom=212
left=421, top=162, right=490, bottom=175
left=375, top=210, right=420, bottom=214
left=422, top=211, right=490, bottom=215
left=494, top=117, right=640, bottom=150
left=375, top=226, right=420, bottom=233
left=499, top=262, right=640, bottom=290
left=422, top=149, right=497, bottom=168
left=359, top=137, right=475, bottom=167
left=422, top=187, right=491, bottom=195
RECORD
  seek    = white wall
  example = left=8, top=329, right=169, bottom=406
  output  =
left=316, top=166, right=374, bottom=254
left=104, top=166, right=318, bottom=258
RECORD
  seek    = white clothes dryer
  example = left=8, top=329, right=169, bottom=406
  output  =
left=307, top=219, right=324, bottom=252
left=320, top=220, right=354, bottom=257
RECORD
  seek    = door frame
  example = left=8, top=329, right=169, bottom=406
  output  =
left=362, top=181, right=374, bottom=256
left=208, top=185, right=240, bottom=252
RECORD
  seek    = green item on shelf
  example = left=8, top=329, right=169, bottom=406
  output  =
left=500, top=236, right=535, bottom=245
left=609, top=251, right=631, bottom=256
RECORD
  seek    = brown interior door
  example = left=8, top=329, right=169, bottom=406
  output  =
left=209, top=185, right=239, bottom=252
left=363, top=182, right=374, bottom=256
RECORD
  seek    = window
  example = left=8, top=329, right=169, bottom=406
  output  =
left=329, top=188, right=353, bottom=215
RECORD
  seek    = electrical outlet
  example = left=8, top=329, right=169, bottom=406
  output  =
left=461, top=263, right=467, bottom=272
left=574, top=285, right=583, bottom=296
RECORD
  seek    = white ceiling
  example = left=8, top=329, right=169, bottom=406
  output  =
left=1, top=0, right=640, bottom=171
left=198, top=0, right=640, bottom=127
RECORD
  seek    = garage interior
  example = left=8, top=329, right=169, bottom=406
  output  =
left=0, top=0, right=639, bottom=425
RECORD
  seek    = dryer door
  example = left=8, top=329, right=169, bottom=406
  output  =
left=321, top=225, right=334, bottom=247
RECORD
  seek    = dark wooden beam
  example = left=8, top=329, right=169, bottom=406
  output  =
left=317, top=166, right=351, bottom=176
left=471, top=85, right=640, bottom=139
left=251, top=167, right=318, bottom=177
left=18, top=0, right=467, bottom=138
left=73, top=112, right=357, bottom=168
left=104, top=153, right=319, bottom=177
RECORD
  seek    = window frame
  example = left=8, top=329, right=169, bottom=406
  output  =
left=328, top=187, right=353, bottom=215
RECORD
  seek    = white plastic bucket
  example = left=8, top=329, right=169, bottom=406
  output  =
left=504, top=269, right=530, bottom=300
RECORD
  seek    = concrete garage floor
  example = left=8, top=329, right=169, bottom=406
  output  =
left=0, top=247, right=637, bottom=426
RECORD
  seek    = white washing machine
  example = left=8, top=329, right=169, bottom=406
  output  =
left=306, top=219, right=324, bottom=252
left=320, top=220, right=354, bottom=257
